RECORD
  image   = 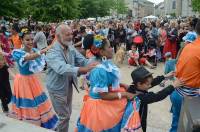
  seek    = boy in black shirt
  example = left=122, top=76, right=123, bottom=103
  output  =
left=127, top=67, right=184, bottom=132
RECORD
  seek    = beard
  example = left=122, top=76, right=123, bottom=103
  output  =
left=61, top=39, right=73, bottom=47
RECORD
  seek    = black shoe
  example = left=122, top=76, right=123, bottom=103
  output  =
left=1, top=103, right=9, bottom=113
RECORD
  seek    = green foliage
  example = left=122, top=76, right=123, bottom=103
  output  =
left=0, top=0, right=128, bottom=22
left=170, top=12, right=176, bottom=18
left=79, top=0, right=127, bottom=18
left=0, top=0, right=23, bottom=17
left=112, top=0, right=128, bottom=14
left=191, top=0, right=200, bottom=12
left=27, top=0, right=81, bottom=22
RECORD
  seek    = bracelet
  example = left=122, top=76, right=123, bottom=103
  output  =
left=117, top=92, right=122, bottom=99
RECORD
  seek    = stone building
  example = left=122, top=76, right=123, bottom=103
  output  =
left=164, top=0, right=198, bottom=17
left=125, top=0, right=154, bottom=18
left=154, top=2, right=165, bottom=17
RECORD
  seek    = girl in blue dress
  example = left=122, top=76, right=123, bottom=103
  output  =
left=75, top=35, right=142, bottom=132
left=10, top=28, right=58, bottom=129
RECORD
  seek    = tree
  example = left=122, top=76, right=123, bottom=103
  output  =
left=79, top=0, right=127, bottom=18
left=26, top=0, right=81, bottom=22
left=191, top=0, right=200, bottom=13
left=79, top=0, right=99, bottom=18
left=0, top=0, right=128, bottom=21
left=0, top=0, right=23, bottom=18
left=79, top=0, right=113, bottom=18
left=112, top=0, right=128, bottom=15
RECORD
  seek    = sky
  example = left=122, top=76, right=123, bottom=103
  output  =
left=148, top=0, right=164, bottom=5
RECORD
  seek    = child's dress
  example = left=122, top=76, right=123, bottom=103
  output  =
left=10, top=48, right=58, bottom=129
left=76, top=60, right=142, bottom=132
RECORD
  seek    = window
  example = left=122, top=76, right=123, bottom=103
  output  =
left=188, top=0, right=192, bottom=6
left=172, top=0, right=176, bottom=9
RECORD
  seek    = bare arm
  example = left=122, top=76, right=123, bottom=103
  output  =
left=24, top=46, right=51, bottom=61
left=100, top=92, right=136, bottom=100
left=120, top=83, right=129, bottom=90
left=74, top=41, right=82, bottom=47
left=7, top=68, right=16, bottom=79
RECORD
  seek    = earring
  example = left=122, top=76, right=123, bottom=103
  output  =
left=102, top=56, right=107, bottom=62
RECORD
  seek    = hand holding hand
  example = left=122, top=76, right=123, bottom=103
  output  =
left=88, top=61, right=99, bottom=67
left=173, top=78, right=185, bottom=88
left=125, top=92, right=137, bottom=100
left=40, top=48, right=49, bottom=54
left=80, top=62, right=99, bottom=74
left=120, top=83, right=129, bottom=90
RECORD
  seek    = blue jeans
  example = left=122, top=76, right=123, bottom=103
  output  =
left=169, top=90, right=183, bottom=132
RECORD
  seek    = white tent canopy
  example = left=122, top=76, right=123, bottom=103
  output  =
left=144, top=15, right=158, bottom=19
left=87, top=18, right=96, bottom=21
left=142, top=15, right=158, bottom=22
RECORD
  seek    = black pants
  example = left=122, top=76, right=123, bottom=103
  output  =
left=149, top=55, right=157, bottom=66
left=0, top=65, right=12, bottom=111
left=111, top=41, right=118, bottom=53
left=160, top=46, right=164, bottom=59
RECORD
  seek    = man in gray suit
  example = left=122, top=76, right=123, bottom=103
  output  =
left=45, top=24, right=96, bottom=132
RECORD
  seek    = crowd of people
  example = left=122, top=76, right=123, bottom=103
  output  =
left=0, top=15, right=200, bottom=132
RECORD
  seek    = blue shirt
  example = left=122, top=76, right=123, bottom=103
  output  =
left=12, top=48, right=45, bottom=75
left=164, top=59, right=177, bottom=74
left=89, top=61, right=120, bottom=99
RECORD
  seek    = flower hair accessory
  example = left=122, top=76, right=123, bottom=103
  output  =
left=93, top=35, right=105, bottom=48
left=21, top=28, right=29, bottom=34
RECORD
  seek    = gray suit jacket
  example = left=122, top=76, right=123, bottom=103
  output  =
left=45, top=41, right=89, bottom=95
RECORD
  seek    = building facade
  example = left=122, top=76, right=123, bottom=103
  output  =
left=155, top=2, right=165, bottom=17
left=164, top=0, right=176, bottom=16
left=164, top=0, right=198, bottom=17
left=125, top=0, right=154, bottom=18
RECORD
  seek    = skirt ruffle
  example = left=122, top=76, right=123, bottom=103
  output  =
left=76, top=96, right=142, bottom=132
left=10, top=74, right=58, bottom=129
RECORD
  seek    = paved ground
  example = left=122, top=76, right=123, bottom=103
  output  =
left=0, top=62, right=173, bottom=132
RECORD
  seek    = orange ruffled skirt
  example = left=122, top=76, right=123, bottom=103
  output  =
left=10, top=74, right=58, bottom=129
left=75, top=89, right=143, bottom=132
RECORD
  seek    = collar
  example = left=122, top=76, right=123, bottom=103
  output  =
left=129, top=85, right=148, bottom=93
left=136, top=88, right=148, bottom=93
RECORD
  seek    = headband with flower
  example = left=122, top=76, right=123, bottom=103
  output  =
left=21, top=28, right=29, bottom=34
left=91, top=35, right=105, bottom=55
left=93, top=35, right=105, bottom=48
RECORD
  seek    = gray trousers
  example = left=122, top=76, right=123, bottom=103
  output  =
left=49, top=87, right=73, bottom=132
